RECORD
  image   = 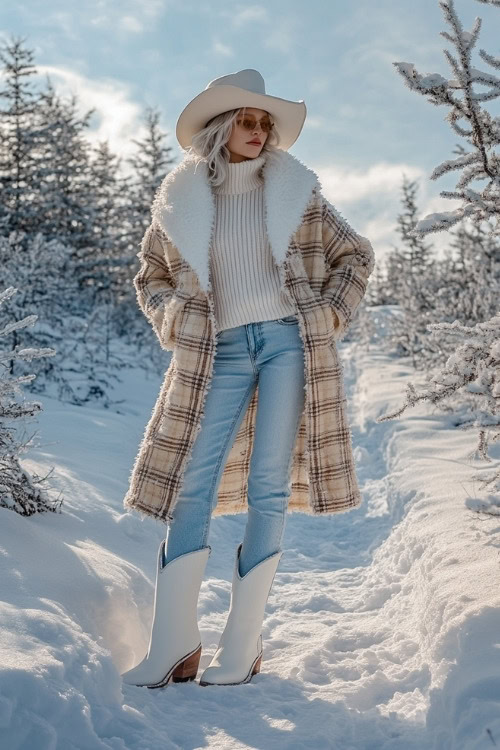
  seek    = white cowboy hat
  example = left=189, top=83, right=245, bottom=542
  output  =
left=175, top=68, right=307, bottom=152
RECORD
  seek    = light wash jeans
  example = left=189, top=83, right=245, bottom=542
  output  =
left=163, top=314, right=306, bottom=578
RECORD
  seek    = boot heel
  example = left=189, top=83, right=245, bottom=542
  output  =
left=171, top=644, right=202, bottom=682
left=252, top=653, right=262, bottom=675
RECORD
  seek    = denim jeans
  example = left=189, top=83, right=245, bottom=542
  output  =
left=162, top=314, right=306, bottom=577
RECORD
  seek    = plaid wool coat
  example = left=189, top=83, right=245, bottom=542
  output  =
left=123, top=147, right=375, bottom=524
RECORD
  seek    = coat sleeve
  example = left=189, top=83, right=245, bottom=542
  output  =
left=320, top=195, right=375, bottom=340
left=133, top=222, right=178, bottom=345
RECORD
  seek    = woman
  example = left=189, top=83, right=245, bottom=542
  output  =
left=121, top=69, right=375, bottom=689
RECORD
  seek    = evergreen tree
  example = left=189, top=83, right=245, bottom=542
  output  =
left=90, top=140, right=122, bottom=254
left=126, top=106, right=176, bottom=248
left=396, top=176, right=434, bottom=272
left=89, top=140, right=137, bottom=303
left=36, top=79, right=96, bottom=253
left=392, top=177, right=438, bottom=362
left=0, top=36, right=41, bottom=244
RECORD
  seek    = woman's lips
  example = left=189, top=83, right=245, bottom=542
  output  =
left=247, top=141, right=260, bottom=145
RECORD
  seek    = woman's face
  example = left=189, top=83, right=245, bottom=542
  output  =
left=226, top=107, right=271, bottom=162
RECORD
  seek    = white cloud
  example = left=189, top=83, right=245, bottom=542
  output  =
left=88, top=0, right=166, bottom=29
left=138, top=0, right=166, bottom=17
left=90, top=15, right=107, bottom=28
left=101, top=0, right=164, bottom=19
left=313, top=161, right=425, bottom=204
left=261, top=13, right=299, bottom=54
left=36, top=65, right=150, bottom=165
left=213, top=41, right=233, bottom=57
left=46, top=12, right=79, bottom=41
left=309, top=77, right=331, bottom=95
left=263, top=24, right=295, bottom=54
left=120, top=16, right=144, bottom=33
left=302, top=115, right=328, bottom=130
left=230, top=6, right=268, bottom=27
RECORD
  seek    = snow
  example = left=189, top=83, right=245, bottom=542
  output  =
left=419, top=73, right=448, bottom=89
left=414, top=205, right=475, bottom=234
left=2, top=310, right=500, bottom=750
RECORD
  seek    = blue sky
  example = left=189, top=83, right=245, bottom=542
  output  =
left=1, top=0, right=499, bottom=261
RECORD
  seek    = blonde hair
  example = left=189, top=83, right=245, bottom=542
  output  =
left=186, top=107, right=281, bottom=188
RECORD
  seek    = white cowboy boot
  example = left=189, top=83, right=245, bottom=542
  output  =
left=121, top=540, right=211, bottom=688
left=199, top=542, right=282, bottom=686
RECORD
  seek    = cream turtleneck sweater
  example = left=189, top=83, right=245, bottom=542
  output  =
left=210, top=153, right=297, bottom=334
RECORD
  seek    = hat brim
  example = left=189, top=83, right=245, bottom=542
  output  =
left=176, top=85, right=307, bottom=152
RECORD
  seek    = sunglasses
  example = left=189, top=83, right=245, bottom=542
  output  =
left=236, top=115, right=274, bottom=133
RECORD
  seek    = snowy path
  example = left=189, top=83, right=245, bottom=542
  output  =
left=2, top=325, right=500, bottom=749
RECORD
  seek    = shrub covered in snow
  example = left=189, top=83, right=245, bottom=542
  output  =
left=0, top=286, right=62, bottom=515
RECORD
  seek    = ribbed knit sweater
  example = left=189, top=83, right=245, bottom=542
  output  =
left=210, top=153, right=297, bottom=333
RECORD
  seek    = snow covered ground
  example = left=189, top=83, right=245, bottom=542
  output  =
left=2, top=308, right=500, bottom=750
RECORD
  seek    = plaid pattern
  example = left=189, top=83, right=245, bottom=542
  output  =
left=124, top=187, right=375, bottom=524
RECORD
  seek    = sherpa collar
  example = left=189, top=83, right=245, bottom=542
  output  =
left=151, top=147, right=321, bottom=294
